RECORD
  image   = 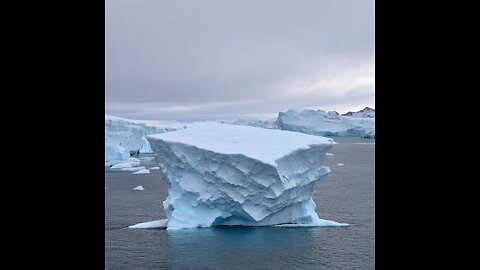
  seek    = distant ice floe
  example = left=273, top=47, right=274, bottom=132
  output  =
left=149, top=167, right=160, bottom=170
left=133, top=185, right=144, bottom=191
left=326, top=153, right=334, bottom=156
left=336, top=163, right=344, bottom=167
left=120, top=166, right=146, bottom=172
left=353, top=142, right=375, bottom=145
left=132, top=169, right=150, bottom=175
left=108, top=158, right=146, bottom=172
left=110, top=162, right=133, bottom=169
left=139, top=156, right=155, bottom=161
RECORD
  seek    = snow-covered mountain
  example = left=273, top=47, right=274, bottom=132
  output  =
left=342, top=107, right=375, bottom=118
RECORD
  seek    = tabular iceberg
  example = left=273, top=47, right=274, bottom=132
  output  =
left=147, top=122, right=347, bottom=229
left=220, top=107, right=375, bottom=138
left=276, top=109, right=375, bottom=138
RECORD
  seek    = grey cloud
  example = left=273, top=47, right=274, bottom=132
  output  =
left=106, top=0, right=374, bottom=121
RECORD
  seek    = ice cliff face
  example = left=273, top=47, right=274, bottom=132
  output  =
left=275, top=108, right=375, bottom=138
left=139, top=137, right=153, bottom=153
left=148, top=122, right=346, bottom=229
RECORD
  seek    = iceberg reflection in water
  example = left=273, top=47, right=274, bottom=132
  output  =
left=166, top=226, right=344, bottom=269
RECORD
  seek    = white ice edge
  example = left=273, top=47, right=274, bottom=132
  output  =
left=127, top=219, right=168, bottom=229
left=127, top=219, right=349, bottom=229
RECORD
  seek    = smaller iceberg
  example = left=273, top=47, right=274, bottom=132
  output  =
left=133, top=185, right=144, bottom=191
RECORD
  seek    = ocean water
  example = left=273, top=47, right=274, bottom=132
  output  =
left=105, top=137, right=375, bottom=269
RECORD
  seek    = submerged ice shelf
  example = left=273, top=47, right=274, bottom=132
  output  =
left=141, top=122, right=347, bottom=229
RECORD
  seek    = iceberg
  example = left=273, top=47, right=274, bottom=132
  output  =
left=147, top=122, right=346, bottom=229
left=336, top=163, right=344, bottom=167
left=275, top=108, right=375, bottom=138
left=221, top=107, right=375, bottom=138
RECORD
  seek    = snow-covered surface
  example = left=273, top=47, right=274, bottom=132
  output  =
left=132, top=168, right=150, bottom=174
left=326, top=153, right=334, bottom=156
left=149, top=167, right=160, bottom=170
left=275, top=108, right=375, bottom=138
left=337, top=163, right=344, bottom=167
left=128, top=219, right=168, bottom=229
left=148, top=122, right=344, bottom=229
left=139, top=137, right=153, bottom=153
left=149, top=122, right=334, bottom=166
left=133, top=185, right=144, bottom=191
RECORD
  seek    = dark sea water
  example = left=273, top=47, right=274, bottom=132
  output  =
left=105, top=137, right=375, bottom=269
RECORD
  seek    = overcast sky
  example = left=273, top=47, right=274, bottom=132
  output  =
left=106, top=0, right=374, bottom=122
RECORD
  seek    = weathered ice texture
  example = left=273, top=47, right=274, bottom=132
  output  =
left=148, top=122, right=347, bottom=229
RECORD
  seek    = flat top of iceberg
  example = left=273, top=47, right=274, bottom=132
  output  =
left=149, top=122, right=334, bottom=166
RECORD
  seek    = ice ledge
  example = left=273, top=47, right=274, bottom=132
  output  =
left=128, top=218, right=349, bottom=230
